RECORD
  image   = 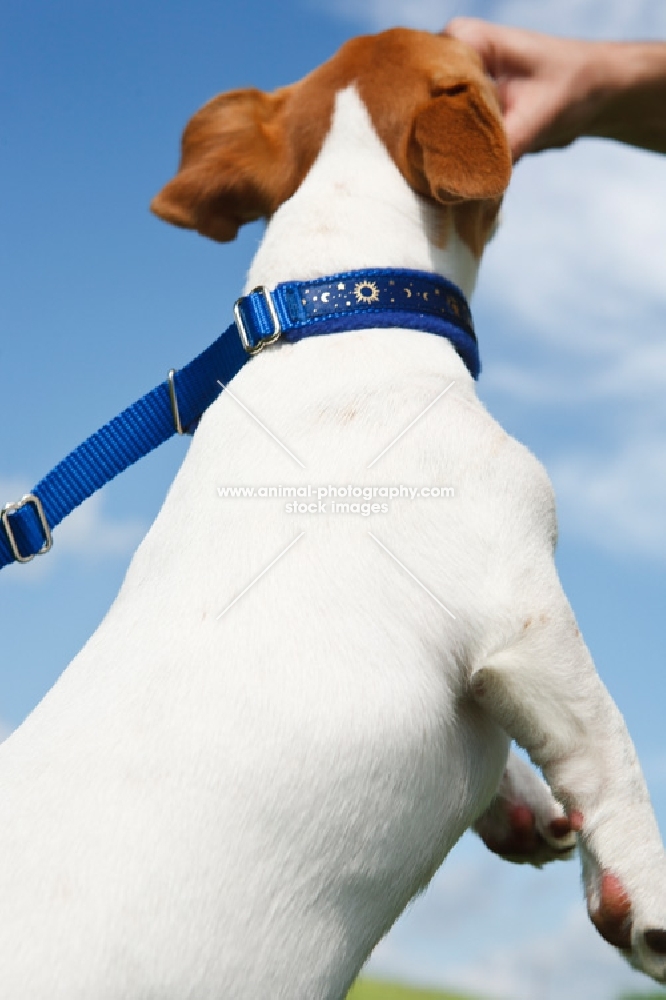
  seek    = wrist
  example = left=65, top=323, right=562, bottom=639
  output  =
left=582, top=41, right=666, bottom=151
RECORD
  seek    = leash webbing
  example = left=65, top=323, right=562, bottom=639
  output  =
left=0, top=268, right=478, bottom=569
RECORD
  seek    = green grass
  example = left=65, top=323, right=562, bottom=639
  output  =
left=347, top=979, right=477, bottom=1000
left=347, top=979, right=666, bottom=1000
left=618, top=994, right=666, bottom=999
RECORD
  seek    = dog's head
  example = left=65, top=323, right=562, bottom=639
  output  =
left=151, top=28, right=511, bottom=255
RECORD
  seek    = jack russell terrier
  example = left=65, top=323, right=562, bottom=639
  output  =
left=2, top=26, right=666, bottom=998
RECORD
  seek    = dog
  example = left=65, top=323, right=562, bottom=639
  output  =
left=1, top=27, right=666, bottom=998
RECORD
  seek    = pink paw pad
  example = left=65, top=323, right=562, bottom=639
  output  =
left=588, top=870, right=666, bottom=961
left=589, top=873, right=632, bottom=950
left=478, top=802, right=575, bottom=863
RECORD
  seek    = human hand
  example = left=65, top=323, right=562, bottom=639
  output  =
left=443, top=18, right=604, bottom=162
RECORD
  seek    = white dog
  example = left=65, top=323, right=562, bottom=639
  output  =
left=1, top=28, right=666, bottom=997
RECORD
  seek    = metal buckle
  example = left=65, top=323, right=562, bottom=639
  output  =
left=234, top=286, right=282, bottom=356
left=1, top=493, right=53, bottom=564
left=167, top=368, right=185, bottom=435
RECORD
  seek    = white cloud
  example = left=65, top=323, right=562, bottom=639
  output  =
left=484, top=0, right=666, bottom=37
left=54, top=492, right=146, bottom=558
left=551, top=436, right=666, bottom=560
left=366, top=847, right=651, bottom=1000
left=480, top=142, right=666, bottom=352
left=480, top=156, right=666, bottom=426
left=445, top=904, right=646, bottom=1000
left=475, top=137, right=666, bottom=561
left=377, top=852, right=504, bottom=944
left=0, top=478, right=146, bottom=584
left=365, top=850, right=506, bottom=982
left=317, top=0, right=666, bottom=36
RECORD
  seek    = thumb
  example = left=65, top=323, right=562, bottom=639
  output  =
left=502, top=106, right=533, bottom=162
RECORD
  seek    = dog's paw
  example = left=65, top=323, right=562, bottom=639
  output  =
left=474, top=798, right=578, bottom=866
left=587, top=871, right=666, bottom=983
left=473, top=751, right=578, bottom=867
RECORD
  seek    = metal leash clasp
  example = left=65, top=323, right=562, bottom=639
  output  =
left=167, top=368, right=185, bottom=435
left=1, top=493, right=53, bottom=563
left=234, top=286, right=282, bottom=356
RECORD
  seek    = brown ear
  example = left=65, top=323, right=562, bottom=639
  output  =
left=150, top=88, right=293, bottom=242
left=409, top=83, right=512, bottom=204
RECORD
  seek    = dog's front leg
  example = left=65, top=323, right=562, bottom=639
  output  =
left=470, top=583, right=666, bottom=983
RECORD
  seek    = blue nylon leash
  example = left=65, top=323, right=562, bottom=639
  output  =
left=0, top=268, right=478, bottom=569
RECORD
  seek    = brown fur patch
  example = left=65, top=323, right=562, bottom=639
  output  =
left=151, top=29, right=511, bottom=252
left=453, top=198, right=502, bottom=258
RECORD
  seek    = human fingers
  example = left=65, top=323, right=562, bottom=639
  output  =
left=443, top=17, right=539, bottom=81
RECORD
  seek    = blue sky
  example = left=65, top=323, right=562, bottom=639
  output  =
left=1, top=1, right=666, bottom=997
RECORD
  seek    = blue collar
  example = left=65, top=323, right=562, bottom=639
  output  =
left=0, top=267, right=477, bottom=569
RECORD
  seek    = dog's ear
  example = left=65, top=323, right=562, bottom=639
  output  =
left=150, top=88, right=294, bottom=243
left=409, top=82, right=512, bottom=204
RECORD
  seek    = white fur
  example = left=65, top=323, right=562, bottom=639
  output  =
left=246, top=88, right=479, bottom=297
left=1, top=84, right=666, bottom=997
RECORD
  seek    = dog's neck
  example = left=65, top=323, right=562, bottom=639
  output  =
left=245, top=86, right=480, bottom=300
